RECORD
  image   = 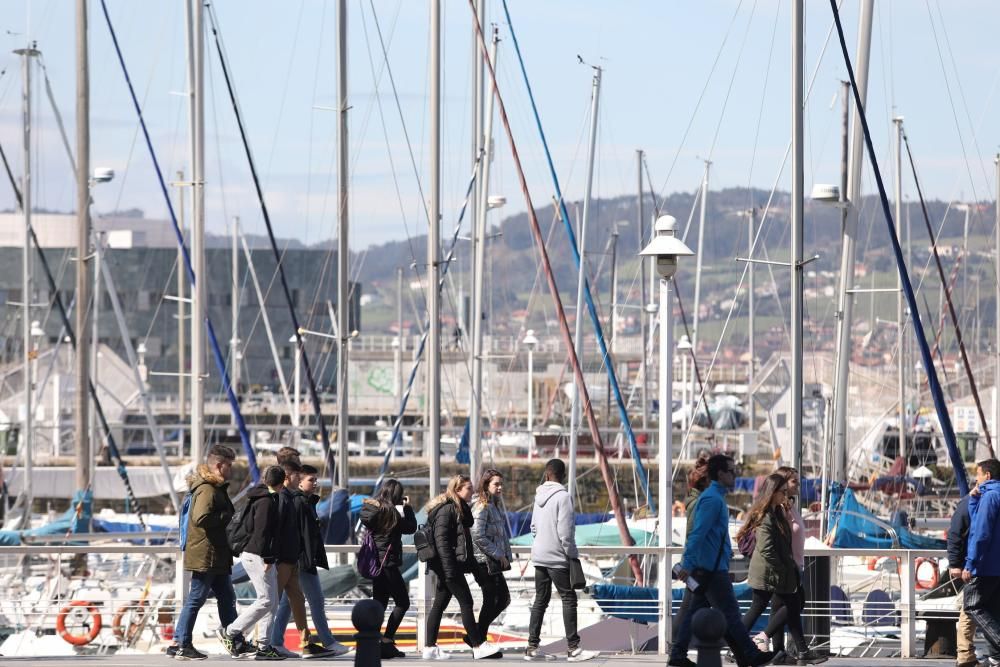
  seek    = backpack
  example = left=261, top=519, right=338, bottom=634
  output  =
left=737, top=527, right=757, bottom=559
left=178, top=493, right=193, bottom=551
left=227, top=497, right=260, bottom=557
left=357, top=531, right=391, bottom=579
left=413, top=523, right=437, bottom=563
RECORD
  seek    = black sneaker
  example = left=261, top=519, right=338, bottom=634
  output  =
left=175, top=645, right=208, bottom=661
left=217, top=628, right=238, bottom=656
left=750, top=651, right=778, bottom=667
left=795, top=651, right=827, bottom=665
left=301, top=642, right=337, bottom=659
left=254, top=645, right=287, bottom=661
left=382, top=641, right=406, bottom=659
left=667, top=658, right=697, bottom=667
left=166, top=645, right=180, bottom=657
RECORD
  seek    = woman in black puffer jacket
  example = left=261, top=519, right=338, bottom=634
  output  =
left=422, top=475, right=499, bottom=660
left=360, top=479, right=416, bottom=659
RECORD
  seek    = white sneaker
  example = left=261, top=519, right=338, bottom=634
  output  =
left=324, top=641, right=351, bottom=657
left=567, top=648, right=599, bottom=662
left=473, top=642, right=501, bottom=659
left=423, top=646, right=451, bottom=660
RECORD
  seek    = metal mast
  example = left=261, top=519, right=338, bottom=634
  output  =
left=15, top=44, right=39, bottom=518
left=637, top=150, right=649, bottom=430
left=894, top=117, right=905, bottom=441
left=569, top=65, right=601, bottom=503
left=996, top=154, right=1000, bottom=445
left=692, top=160, right=710, bottom=351
left=187, top=0, right=206, bottom=463
left=74, top=0, right=91, bottom=491
left=790, top=0, right=804, bottom=469
left=428, top=0, right=442, bottom=496
left=337, top=0, right=350, bottom=488
left=831, top=0, right=875, bottom=480
left=230, top=216, right=240, bottom=419
left=747, top=207, right=756, bottom=432
left=469, top=27, right=499, bottom=483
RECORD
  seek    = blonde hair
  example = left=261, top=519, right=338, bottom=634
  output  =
left=426, top=474, right=472, bottom=514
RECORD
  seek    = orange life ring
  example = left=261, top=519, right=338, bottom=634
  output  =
left=56, top=600, right=102, bottom=646
left=112, top=600, right=146, bottom=643
left=915, top=557, right=940, bottom=590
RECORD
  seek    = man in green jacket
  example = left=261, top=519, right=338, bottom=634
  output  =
left=172, top=445, right=238, bottom=661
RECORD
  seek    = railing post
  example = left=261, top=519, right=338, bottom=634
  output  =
left=657, top=546, right=670, bottom=655
left=900, top=550, right=915, bottom=657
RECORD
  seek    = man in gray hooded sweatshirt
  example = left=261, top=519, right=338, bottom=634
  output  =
left=525, top=459, right=597, bottom=662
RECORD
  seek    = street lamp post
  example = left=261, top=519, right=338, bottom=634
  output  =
left=523, top=329, right=538, bottom=461
left=639, top=214, right=694, bottom=655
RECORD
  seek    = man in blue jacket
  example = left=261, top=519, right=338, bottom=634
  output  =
left=672, top=455, right=775, bottom=667
left=963, top=458, right=1000, bottom=667
left=947, top=481, right=976, bottom=667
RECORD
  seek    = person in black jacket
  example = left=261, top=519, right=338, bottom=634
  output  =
left=422, top=475, right=500, bottom=660
left=221, top=465, right=283, bottom=659
left=360, top=479, right=417, bottom=659
left=269, top=464, right=349, bottom=658
left=948, top=487, right=977, bottom=667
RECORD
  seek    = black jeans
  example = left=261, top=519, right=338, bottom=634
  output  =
left=474, top=566, right=511, bottom=640
left=670, top=587, right=695, bottom=655
left=671, top=571, right=763, bottom=665
left=964, top=575, right=1000, bottom=659
left=372, top=566, right=409, bottom=640
left=425, top=572, right=482, bottom=647
left=527, top=566, right=578, bottom=650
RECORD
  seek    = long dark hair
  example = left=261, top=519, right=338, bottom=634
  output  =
left=376, top=479, right=405, bottom=507
left=736, top=473, right=789, bottom=542
left=476, top=469, right=504, bottom=508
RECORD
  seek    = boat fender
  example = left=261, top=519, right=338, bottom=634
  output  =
left=56, top=601, right=103, bottom=646
left=914, top=557, right=939, bottom=590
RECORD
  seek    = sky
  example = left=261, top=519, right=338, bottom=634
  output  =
left=1, top=0, right=1000, bottom=253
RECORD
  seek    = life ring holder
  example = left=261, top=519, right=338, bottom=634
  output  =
left=56, top=600, right=103, bottom=646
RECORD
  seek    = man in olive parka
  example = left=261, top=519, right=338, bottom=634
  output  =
left=171, top=445, right=239, bottom=660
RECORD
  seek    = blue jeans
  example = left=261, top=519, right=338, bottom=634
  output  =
left=175, top=571, right=238, bottom=647
left=269, top=569, right=336, bottom=648
left=670, top=571, right=762, bottom=665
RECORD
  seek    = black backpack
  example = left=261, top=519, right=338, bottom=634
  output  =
left=413, top=506, right=439, bottom=563
left=227, top=496, right=261, bottom=556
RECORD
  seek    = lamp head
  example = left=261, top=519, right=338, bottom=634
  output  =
left=523, top=329, right=538, bottom=350
left=639, top=215, right=694, bottom=279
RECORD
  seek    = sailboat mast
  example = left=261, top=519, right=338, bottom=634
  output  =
left=187, top=0, right=206, bottom=464
left=469, top=28, right=499, bottom=483
left=996, top=154, right=1000, bottom=444
left=894, top=117, right=905, bottom=441
left=231, top=216, right=240, bottom=420
left=637, top=150, right=649, bottom=430
left=832, top=0, right=875, bottom=481
left=692, top=160, right=710, bottom=351
left=569, top=65, right=601, bottom=503
left=336, top=0, right=350, bottom=488
left=790, top=0, right=804, bottom=470
left=75, top=0, right=91, bottom=491
left=428, top=0, right=442, bottom=496
left=15, top=44, right=38, bottom=518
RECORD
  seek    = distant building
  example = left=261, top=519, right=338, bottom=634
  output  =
left=0, top=213, right=360, bottom=392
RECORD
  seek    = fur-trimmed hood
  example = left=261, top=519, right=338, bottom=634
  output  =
left=187, top=464, right=226, bottom=490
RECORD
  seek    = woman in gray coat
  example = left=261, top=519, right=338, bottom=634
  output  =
left=472, top=468, right=513, bottom=645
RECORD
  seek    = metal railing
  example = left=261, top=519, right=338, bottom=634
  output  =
left=0, top=543, right=949, bottom=658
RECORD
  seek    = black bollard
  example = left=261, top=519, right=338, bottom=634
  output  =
left=352, top=599, right=384, bottom=667
left=690, top=607, right=726, bottom=667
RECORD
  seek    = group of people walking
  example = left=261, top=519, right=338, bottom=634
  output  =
left=169, top=444, right=350, bottom=661
left=361, top=459, right=598, bottom=662
left=169, top=443, right=998, bottom=665
left=670, top=454, right=822, bottom=667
